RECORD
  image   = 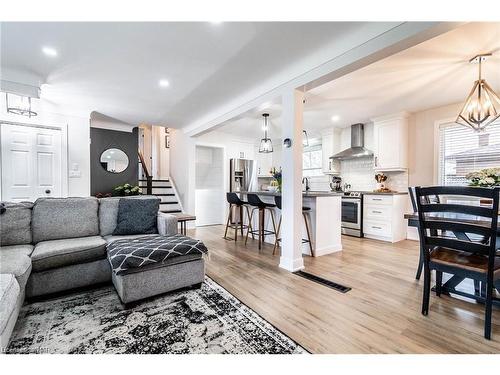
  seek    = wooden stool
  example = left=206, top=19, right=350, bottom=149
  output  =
left=272, top=195, right=314, bottom=256
left=244, top=194, right=277, bottom=250
left=224, top=192, right=252, bottom=241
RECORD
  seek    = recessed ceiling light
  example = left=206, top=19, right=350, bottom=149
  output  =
left=331, top=115, right=340, bottom=122
left=158, top=79, right=170, bottom=88
left=42, top=46, right=57, bottom=57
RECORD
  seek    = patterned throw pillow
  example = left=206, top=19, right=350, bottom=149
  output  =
left=112, top=198, right=160, bottom=235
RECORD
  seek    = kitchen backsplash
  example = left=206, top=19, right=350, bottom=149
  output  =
left=305, top=157, right=409, bottom=192
left=340, top=157, right=408, bottom=192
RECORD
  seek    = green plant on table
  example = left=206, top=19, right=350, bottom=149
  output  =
left=466, top=168, right=500, bottom=187
left=112, top=183, right=141, bottom=196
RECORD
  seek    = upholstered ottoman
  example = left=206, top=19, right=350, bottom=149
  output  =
left=106, top=235, right=207, bottom=304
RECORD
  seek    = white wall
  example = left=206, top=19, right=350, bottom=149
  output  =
left=408, top=102, right=462, bottom=187
left=0, top=95, right=91, bottom=198
left=195, top=146, right=224, bottom=226
left=169, top=128, right=196, bottom=216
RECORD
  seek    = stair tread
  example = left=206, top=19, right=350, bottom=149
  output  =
left=160, top=209, right=182, bottom=213
left=139, top=179, right=170, bottom=182
left=159, top=201, right=179, bottom=205
left=150, top=193, right=175, bottom=196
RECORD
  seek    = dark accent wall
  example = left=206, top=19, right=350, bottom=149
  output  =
left=90, top=127, right=138, bottom=196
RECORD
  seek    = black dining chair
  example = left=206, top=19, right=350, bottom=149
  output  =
left=409, top=187, right=446, bottom=280
left=415, top=186, right=500, bottom=339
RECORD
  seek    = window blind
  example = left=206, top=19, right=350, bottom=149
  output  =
left=438, top=121, right=500, bottom=186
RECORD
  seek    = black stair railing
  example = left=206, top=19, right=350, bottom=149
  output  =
left=138, top=149, right=153, bottom=195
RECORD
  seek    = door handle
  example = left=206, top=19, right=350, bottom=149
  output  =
left=45, top=189, right=51, bottom=194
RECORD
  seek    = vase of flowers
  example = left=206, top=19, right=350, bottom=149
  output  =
left=271, top=167, right=282, bottom=192
left=465, top=168, right=500, bottom=187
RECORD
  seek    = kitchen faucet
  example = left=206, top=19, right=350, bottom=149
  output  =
left=302, top=177, right=310, bottom=192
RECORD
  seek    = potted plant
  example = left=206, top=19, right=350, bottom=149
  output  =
left=271, top=167, right=282, bottom=192
left=112, top=183, right=141, bottom=196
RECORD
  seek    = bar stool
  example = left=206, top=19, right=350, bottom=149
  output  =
left=273, top=196, right=314, bottom=257
left=245, top=194, right=278, bottom=250
left=223, top=193, right=253, bottom=241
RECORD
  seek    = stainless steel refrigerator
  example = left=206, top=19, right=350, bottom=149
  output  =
left=229, top=158, right=256, bottom=192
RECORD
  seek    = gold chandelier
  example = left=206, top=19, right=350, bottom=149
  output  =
left=456, top=54, right=500, bottom=132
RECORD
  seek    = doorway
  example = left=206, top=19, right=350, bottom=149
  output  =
left=1, top=123, right=64, bottom=202
left=195, top=145, right=225, bottom=226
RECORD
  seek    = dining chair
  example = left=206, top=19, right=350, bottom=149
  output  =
left=415, top=186, right=500, bottom=339
left=409, top=187, right=441, bottom=280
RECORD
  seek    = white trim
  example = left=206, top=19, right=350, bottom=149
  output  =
left=433, top=117, right=456, bottom=185
left=0, top=120, right=69, bottom=200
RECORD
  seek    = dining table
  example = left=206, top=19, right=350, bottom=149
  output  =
left=404, top=211, right=500, bottom=304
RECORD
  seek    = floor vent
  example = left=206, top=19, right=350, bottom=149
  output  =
left=293, top=270, right=351, bottom=293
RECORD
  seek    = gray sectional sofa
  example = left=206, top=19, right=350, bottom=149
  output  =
left=0, top=196, right=205, bottom=348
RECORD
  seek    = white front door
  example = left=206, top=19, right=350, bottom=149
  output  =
left=1, top=123, right=63, bottom=202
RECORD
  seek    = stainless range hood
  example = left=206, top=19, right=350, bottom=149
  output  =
left=330, top=123, right=373, bottom=160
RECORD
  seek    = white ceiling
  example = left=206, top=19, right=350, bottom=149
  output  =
left=1, top=22, right=380, bottom=127
left=215, top=22, right=500, bottom=140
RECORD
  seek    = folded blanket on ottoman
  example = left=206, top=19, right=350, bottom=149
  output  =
left=107, top=234, right=208, bottom=275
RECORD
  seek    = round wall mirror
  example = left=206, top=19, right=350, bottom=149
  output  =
left=100, top=148, right=129, bottom=173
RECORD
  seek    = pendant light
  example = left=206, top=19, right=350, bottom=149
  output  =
left=259, top=113, right=273, bottom=153
left=456, top=53, right=500, bottom=132
left=5, top=93, right=37, bottom=118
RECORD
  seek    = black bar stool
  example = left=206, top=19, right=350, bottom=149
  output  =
left=273, top=196, right=314, bottom=257
left=224, top=193, right=253, bottom=241
left=245, top=194, right=277, bottom=250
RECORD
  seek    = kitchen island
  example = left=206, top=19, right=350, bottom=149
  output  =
left=236, top=191, right=343, bottom=257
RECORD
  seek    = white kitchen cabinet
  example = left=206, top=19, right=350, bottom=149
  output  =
left=257, top=152, right=272, bottom=176
left=321, top=129, right=340, bottom=174
left=363, top=194, right=408, bottom=243
left=230, top=141, right=254, bottom=160
left=371, top=112, right=409, bottom=171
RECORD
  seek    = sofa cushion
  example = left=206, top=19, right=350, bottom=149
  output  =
left=32, top=197, right=99, bottom=243
left=0, top=274, right=20, bottom=338
left=0, top=202, right=33, bottom=246
left=31, top=236, right=106, bottom=272
left=0, top=249, right=32, bottom=290
left=0, top=244, right=34, bottom=257
left=98, top=197, right=120, bottom=236
left=112, top=198, right=160, bottom=235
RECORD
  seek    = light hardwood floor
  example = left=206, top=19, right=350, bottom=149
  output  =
left=191, top=225, right=500, bottom=354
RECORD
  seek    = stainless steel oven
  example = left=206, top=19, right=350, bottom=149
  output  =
left=341, top=193, right=363, bottom=237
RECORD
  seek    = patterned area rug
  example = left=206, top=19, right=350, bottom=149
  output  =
left=7, top=277, right=306, bottom=354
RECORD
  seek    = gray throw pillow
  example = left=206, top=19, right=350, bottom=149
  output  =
left=112, top=198, right=160, bottom=235
left=0, top=201, right=33, bottom=246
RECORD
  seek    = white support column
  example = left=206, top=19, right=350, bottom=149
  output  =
left=279, top=89, right=305, bottom=272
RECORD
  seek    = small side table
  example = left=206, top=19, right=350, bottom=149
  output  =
left=170, top=213, right=196, bottom=235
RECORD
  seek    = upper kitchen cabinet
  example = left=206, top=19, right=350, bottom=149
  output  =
left=321, top=128, right=341, bottom=174
left=371, top=112, right=409, bottom=171
left=256, top=150, right=272, bottom=176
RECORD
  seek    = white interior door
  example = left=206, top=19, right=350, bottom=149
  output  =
left=1, top=123, right=62, bottom=202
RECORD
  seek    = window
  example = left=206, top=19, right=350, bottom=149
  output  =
left=438, top=121, right=500, bottom=186
left=303, top=144, right=323, bottom=177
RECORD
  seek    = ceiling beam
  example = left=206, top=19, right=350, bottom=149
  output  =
left=184, top=21, right=464, bottom=137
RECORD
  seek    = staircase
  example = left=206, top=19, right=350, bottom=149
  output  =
left=138, top=178, right=182, bottom=214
